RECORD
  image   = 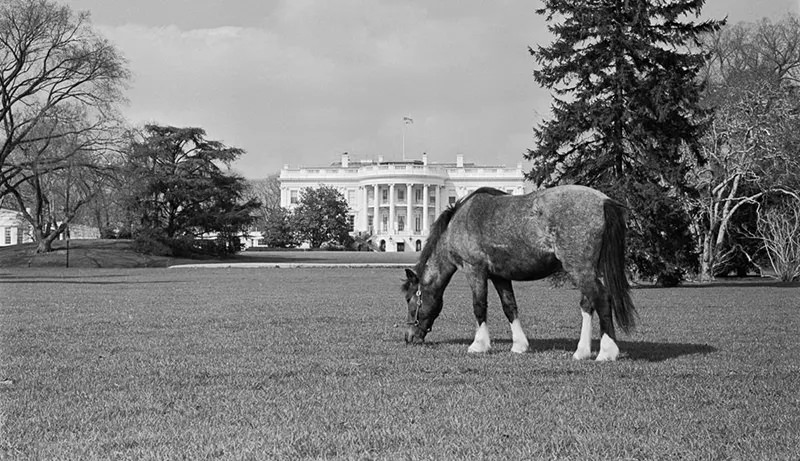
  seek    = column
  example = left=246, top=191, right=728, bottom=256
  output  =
left=389, top=183, right=395, bottom=234
left=373, top=184, right=379, bottom=233
left=406, top=183, right=413, bottom=235
left=435, top=185, right=442, bottom=217
left=361, top=186, right=368, bottom=231
left=422, top=183, right=430, bottom=233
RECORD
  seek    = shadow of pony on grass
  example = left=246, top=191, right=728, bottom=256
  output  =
left=436, top=337, right=716, bottom=362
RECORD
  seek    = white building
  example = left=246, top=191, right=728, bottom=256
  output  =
left=0, top=208, right=32, bottom=246
left=0, top=208, right=101, bottom=247
left=279, top=153, right=529, bottom=252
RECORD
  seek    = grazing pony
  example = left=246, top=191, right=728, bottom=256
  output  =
left=401, top=185, right=635, bottom=361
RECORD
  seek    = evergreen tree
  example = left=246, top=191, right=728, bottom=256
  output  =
left=291, top=186, right=352, bottom=249
left=527, top=0, right=723, bottom=284
left=126, top=125, right=260, bottom=256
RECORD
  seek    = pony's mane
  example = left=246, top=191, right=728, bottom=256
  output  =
left=402, top=187, right=507, bottom=292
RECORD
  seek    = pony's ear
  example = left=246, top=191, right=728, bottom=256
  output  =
left=404, top=268, right=419, bottom=284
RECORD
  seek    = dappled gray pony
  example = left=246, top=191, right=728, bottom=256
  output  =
left=401, top=185, right=635, bottom=361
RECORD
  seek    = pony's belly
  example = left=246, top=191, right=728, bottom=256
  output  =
left=488, top=251, right=561, bottom=281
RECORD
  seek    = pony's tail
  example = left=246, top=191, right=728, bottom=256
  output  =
left=600, top=200, right=636, bottom=334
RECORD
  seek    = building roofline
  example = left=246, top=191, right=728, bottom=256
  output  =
left=283, top=152, right=519, bottom=172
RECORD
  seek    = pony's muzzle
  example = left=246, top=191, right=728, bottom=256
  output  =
left=404, top=327, right=426, bottom=344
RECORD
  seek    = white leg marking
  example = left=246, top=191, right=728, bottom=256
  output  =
left=468, top=322, right=491, bottom=353
left=509, top=318, right=529, bottom=354
left=595, top=333, right=619, bottom=362
left=573, top=311, right=593, bottom=360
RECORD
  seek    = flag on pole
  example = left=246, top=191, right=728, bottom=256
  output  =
left=403, top=116, right=413, bottom=124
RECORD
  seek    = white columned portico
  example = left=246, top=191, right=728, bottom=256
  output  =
left=278, top=153, right=528, bottom=253
left=422, top=184, right=430, bottom=233
left=389, top=184, right=395, bottom=234
left=406, top=183, right=413, bottom=234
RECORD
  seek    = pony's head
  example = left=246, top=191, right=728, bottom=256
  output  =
left=401, top=268, right=443, bottom=344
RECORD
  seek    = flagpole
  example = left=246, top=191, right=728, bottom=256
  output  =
left=402, top=121, right=406, bottom=161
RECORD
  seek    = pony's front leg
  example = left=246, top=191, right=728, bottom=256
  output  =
left=469, top=322, right=491, bottom=353
left=491, top=277, right=529, bottom=353
left=466, top=270, right=491, bottom=353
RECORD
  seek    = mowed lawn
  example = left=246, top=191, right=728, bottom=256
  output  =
left=1, top=268, right=799, bottom=460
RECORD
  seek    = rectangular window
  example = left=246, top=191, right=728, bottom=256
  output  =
left=4, top=228, right=11, bottom=245
left=398, top=188, right=405, bottom=201
left=290, top=190, right=299, bottom=204
left=415, top=189, right=422, bottom=203
left=398, top=216, right=405, bottom=232
left=381, top=214, right=388, bottom=232
left=348, top=189, right=356, bottom=205
left=449, top=195, right=457, bottom=205
left=415, top=215, right=421, bottom=233
left=347, top=215, right=355, bottom=232
left=382, top=189, right=388, bottom=203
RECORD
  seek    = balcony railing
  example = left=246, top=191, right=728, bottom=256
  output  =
left=280, top=163, right=524, bottom=182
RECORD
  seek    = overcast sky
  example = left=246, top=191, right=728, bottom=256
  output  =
left=65, top=0, right=800, bottom=178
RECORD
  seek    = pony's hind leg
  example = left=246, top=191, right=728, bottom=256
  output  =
left=595, top=289, right=619, bottom=361
left=573, top=294, right=593, bottom=360
left=491, top=276, right=529, bottom=353
left=574, top=275, right=619, bottom=361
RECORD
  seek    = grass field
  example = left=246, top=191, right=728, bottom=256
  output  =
left=1, top=267, right=799, bottom=460
left=0, top=240, right=419, bottom=269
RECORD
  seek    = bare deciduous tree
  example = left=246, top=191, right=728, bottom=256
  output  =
left=0, top=0, right=129, bottom=250
left=690, top=15, right=800, bottom=281
left=755, top=198, right=800, bottom=283
left=245, top=174, right=281, bottom=227
left=8, top=107, right=124, bottom=252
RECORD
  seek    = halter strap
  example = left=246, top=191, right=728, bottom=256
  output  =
left=407, top=288, right=431, bottom=332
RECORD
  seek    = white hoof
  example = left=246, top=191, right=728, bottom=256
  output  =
left=572, top=346, right=592, bottom=361
left=595, top=334, right=619, bottom=362
left=468, top=322, right=491, bottom=353
left=509, top=319, right=529, bottom=354
left=468, top=342, right=491, bottom=353
left=511, top=341, right=528, bottom=354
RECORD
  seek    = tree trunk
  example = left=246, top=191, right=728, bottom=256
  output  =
left=32, top=223, right=67, bottom=254
left=699, top=232, right=715, bottom=282
left=35, top=238, right=53, bottom=254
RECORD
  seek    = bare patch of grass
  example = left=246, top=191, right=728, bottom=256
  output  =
left=1, top=269, right=798, bottom=459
